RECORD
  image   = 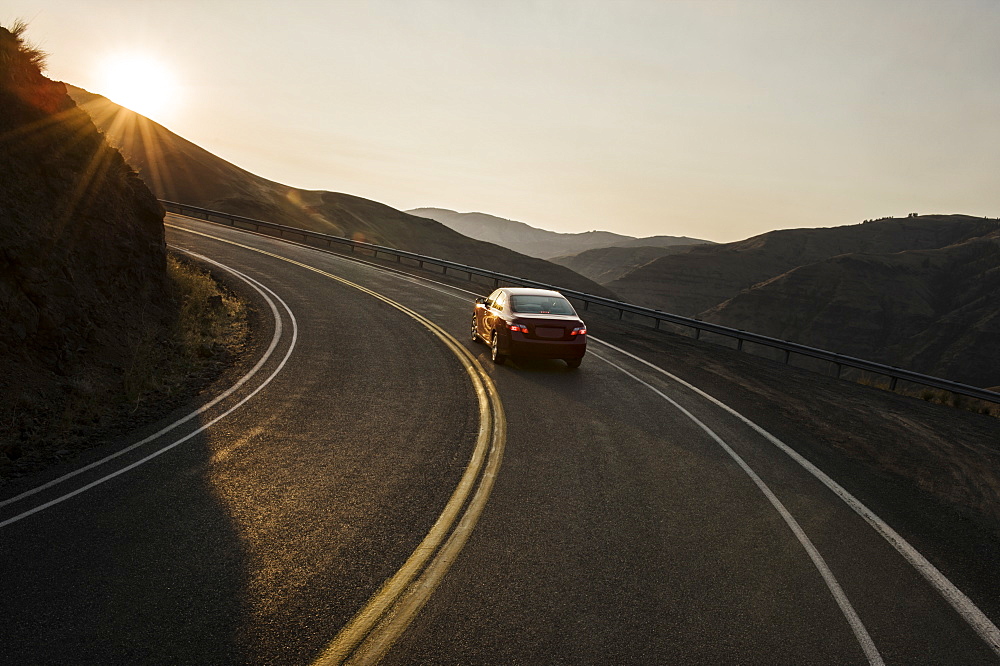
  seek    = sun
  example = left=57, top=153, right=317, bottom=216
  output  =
left=97, top=54, right=177, bottom=120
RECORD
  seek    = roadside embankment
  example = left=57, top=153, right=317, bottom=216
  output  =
left=0, top=23, right=250, bottom=482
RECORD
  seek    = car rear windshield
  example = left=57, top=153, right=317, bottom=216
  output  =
left=510, top=295, right=576, bottom=315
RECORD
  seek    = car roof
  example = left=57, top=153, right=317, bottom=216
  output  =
left=500, top=287, right=565, bottom=297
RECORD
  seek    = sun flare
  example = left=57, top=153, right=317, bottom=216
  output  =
left=97, top=54, right=176, bottom=120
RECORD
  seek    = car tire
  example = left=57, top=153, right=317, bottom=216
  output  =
left=565, top=357, right=582, bottom=369
left=471, top=315, right=480, bottom=342
left=491, top=333, right=507, bottom=365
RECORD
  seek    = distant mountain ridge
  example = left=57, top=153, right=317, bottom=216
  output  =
left=609, top=215, right=998, bottom=316
left=608, top=215, right=1000, bottom=387
left=66, top=87, right=615, bottom=299
left=549, top=245, right=695, bottom=284
left=407, top=207, right=712, bottom=259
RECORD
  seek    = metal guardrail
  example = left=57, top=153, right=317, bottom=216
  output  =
left=161, top=200, right=1000, bottom=406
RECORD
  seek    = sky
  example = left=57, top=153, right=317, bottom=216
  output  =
left=6, top=0, right=1000, bottom=243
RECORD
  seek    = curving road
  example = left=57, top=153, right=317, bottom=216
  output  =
left=1, top=214, right=998, bottom=664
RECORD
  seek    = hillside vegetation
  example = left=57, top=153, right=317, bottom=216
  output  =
left=608, top=215, right=1000, bottom=387
left=68, top=87, right=615, bottom=298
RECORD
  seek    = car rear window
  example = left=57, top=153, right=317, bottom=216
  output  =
left=510, top=295, right=576, bottom=315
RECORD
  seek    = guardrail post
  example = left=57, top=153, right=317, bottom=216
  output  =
left=654, top=318, right=661, bottom=331
left=618, top=309, right=624, bottom=320
left=694, top=328, right=701, bottom=340
left=889, top=377, right=898, bottom=391
left=737, top=338, right=744, bottom=351
left=835, top=362, right=842, bottom=378
left=784, top=350, right=791, bottom=364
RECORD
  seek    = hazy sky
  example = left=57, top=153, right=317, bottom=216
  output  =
left=7, top=1, right=1000, bottom=242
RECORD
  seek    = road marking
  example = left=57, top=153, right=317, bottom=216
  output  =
left=590, top=350, right=884, bottom=665
left=170, top=216, right=1000, bottom=657
left=0, top=251, right=298, bottom=528
left=590, top=338, right=1000, bottom=658
left=166, top=223, right=507, bottom=665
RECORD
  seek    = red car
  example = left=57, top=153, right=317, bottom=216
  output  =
left=472, top=287, right=587, bottom=368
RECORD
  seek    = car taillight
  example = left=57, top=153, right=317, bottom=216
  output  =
left=571, top=326, right=587, bottom=336
left=509, top=324, right=529, bottom=333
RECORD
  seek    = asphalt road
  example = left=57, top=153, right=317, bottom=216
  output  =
left=2, top=215, right=998, bottom=664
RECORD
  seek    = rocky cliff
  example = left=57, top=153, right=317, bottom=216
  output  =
left=0, top=24, right=168, bottom=452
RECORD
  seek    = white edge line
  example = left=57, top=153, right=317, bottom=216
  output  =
left=590, top=350, right=884, bottom=665
left=589, top=337, right=1000, bottom=656
left=0, top=250, right=298, bottom=528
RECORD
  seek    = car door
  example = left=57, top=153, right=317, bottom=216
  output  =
left=489, top=292, right=507, bottom=339
left=477, top=290, right=500, bottom=338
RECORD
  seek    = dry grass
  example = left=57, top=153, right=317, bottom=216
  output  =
left=1, top=253, right=250, bottom=480
left=1, top=20, right=48, bottom=77
left=122, top=253, right=249, bottom=409
left=857, top=373, right=999, bottom=418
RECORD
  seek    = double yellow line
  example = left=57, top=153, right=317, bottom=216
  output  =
left=167, top=222, right=507, bottom=664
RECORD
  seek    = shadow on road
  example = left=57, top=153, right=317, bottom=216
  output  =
left=0, top=407, right=253, bottom=664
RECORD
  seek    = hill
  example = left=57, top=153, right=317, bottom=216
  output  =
left=698, top=229, right=1000, bottom=387
left=67, top=87, right=615, bottom=298
left=608, top=215, right=1000, bottom=387
left=609, top=216, right=999, bottom=315
left=549, top=245, right=696, bottom=284
left=407, top=207, right=712, bottom=259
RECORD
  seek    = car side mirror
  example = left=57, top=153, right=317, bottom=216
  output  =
left=475, top=297, right=486, bottom=305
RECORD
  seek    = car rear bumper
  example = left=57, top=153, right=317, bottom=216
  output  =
left=505, top=336, right=587, bottom=359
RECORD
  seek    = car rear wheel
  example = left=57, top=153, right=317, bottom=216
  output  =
left=566, top=357, right=582, bottom=369
left=491, top=333, right=507, bottom=365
